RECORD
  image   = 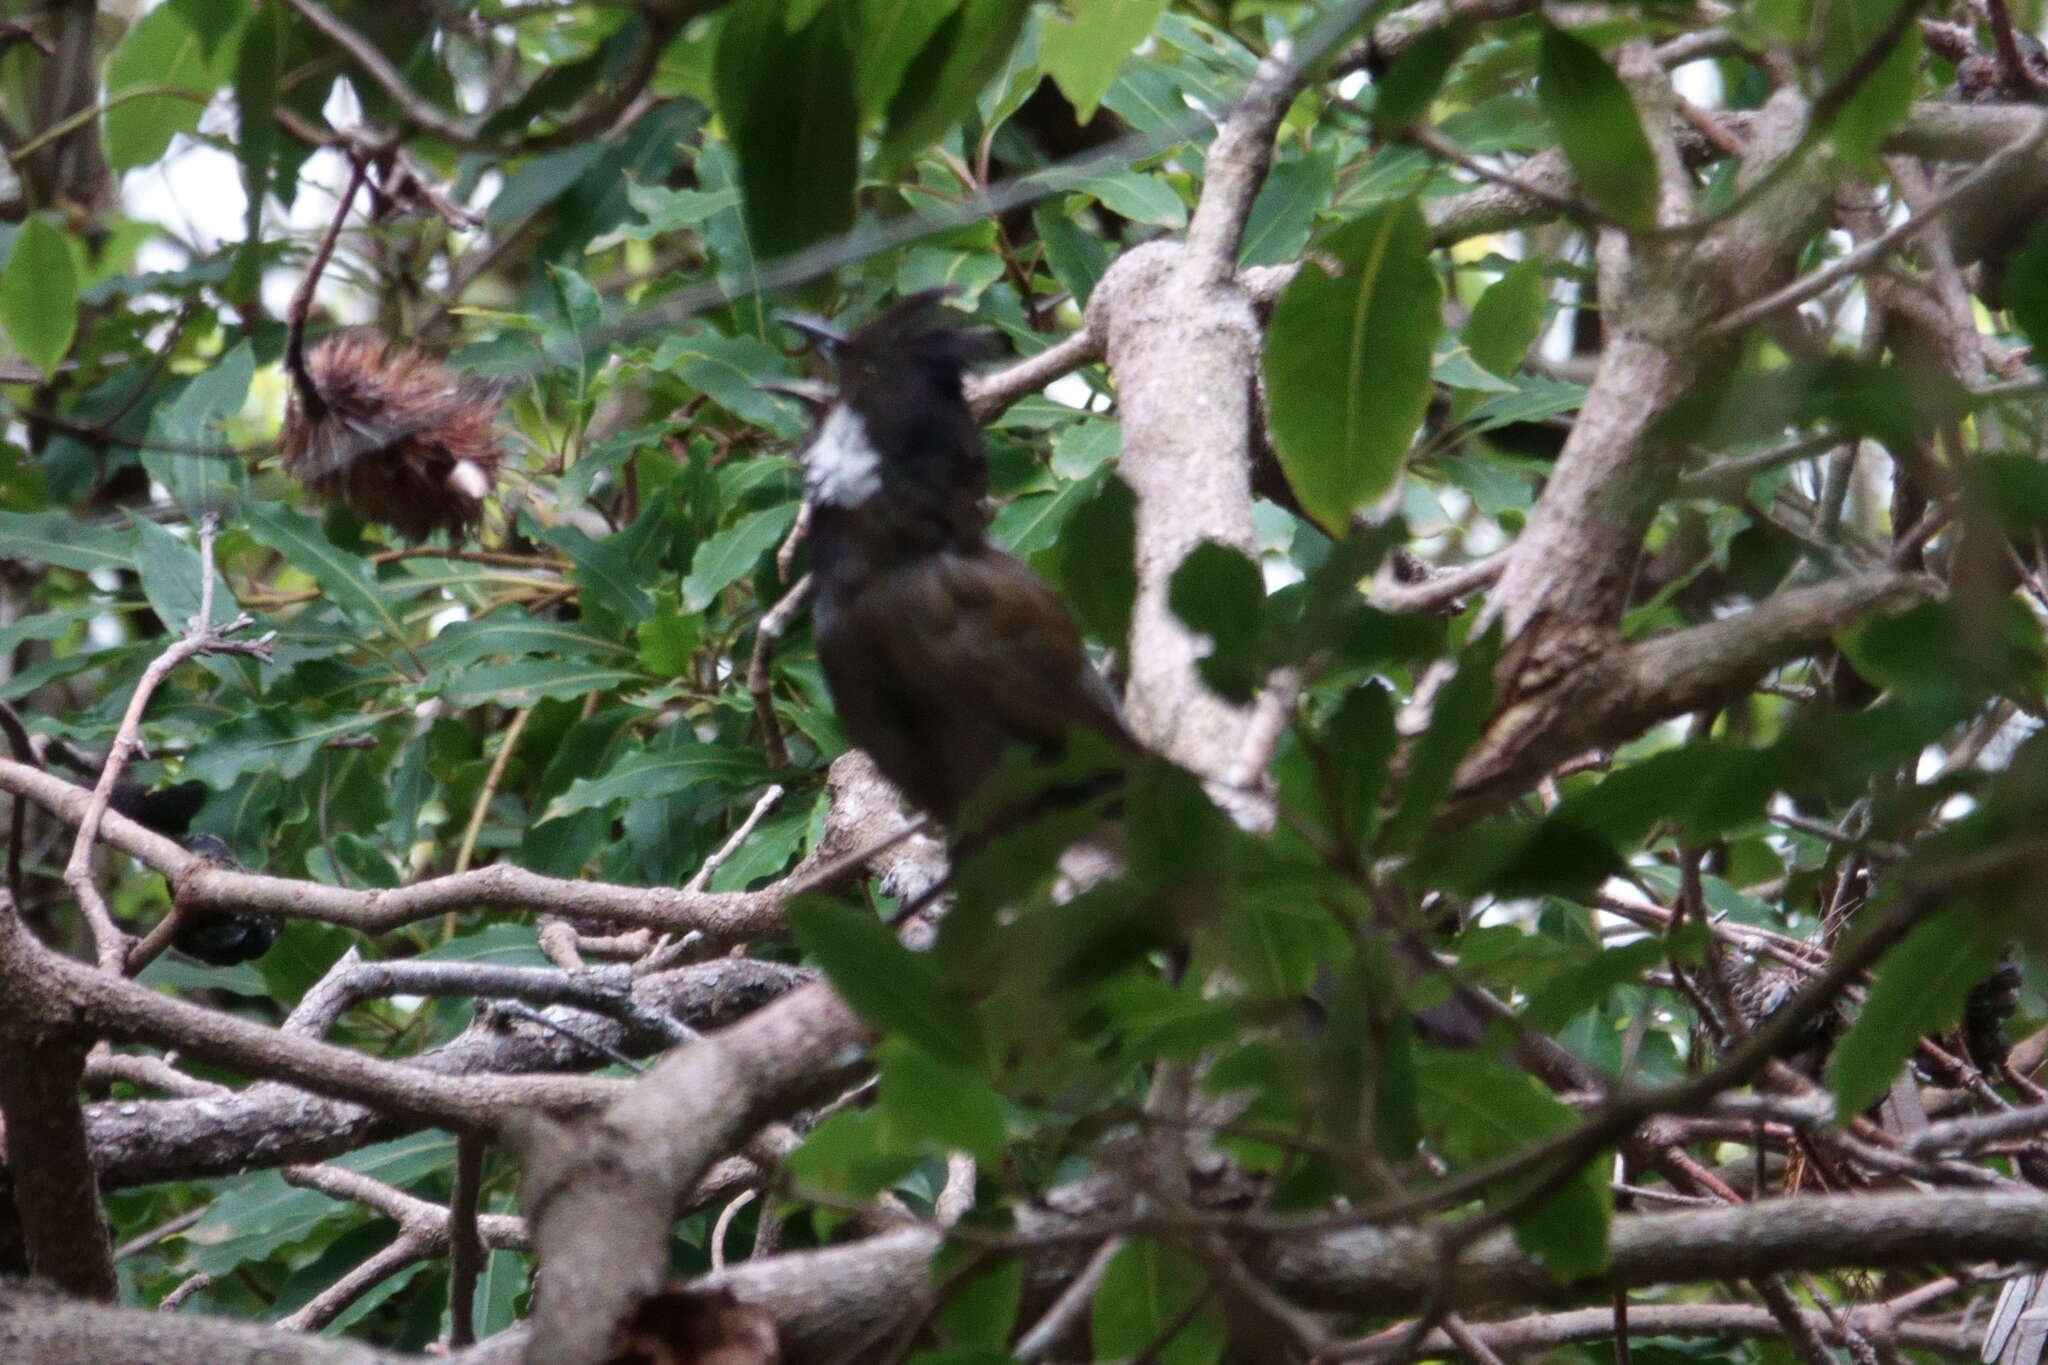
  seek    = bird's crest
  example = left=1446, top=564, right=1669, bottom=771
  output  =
left=842, top=288, right=1006, bottom=373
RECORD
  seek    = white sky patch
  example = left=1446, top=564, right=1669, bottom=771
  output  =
left=1670, top=60, right=1725, bottom=109
left=1046, top=373, right=1096, bottom=409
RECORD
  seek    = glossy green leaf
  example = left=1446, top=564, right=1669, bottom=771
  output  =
left=1324, top=681, right=1398, bottom=843
left=854, top=0, right=961, bottom=118
left=241, top=503, right=408, bottom=645
left=1818, top=0, right=1920, bottom=166
left=0, top=509, right=132, bottom=573
left=228, top=2, right=280, bottom=302
left=1536, top=25, right=1658, bottom=231
left=790, top=897, right=987, bottom=1067
left=1383, top=623, right=1500, bottom=851
left=422, top=609, right=631, bottom=670
left=440, top=659, right=644, bottom=708
left=1371, top=25, right=1462, bottom=133
left=144, top=341, right=253, bottom=514
left=2003, top=219, right=2048, bottom=359
left=682, top=504, right=799, bottom=612
left=542, top=744, right=768, bottom=820
left=1092, top=1239, right=1224, bottom=1365
left=0, top=217, right=78, bottom=378
left=1041, top=0, right=1168, bottom=121
left=877, top=1036, right=1006, bottom=1161
left=533, top=521, right=655, bottom=628
left=1419, top=1051, right=1611, bottom=1281
left=104, top=4, right=222, bottom=171
left=1264, top=199, right=1442, bottom=534
left=653, top=328, right=808, bottom=436
left=935, top=1254, right=1022, bottom=1348
left=715, top=0, right=860, bottom=257
left=1829, top=907, right=2002, bottom=1114
left=132, top=515, right=237, bottom=633
left=1463, top=259, right=1548, bottom=378
left=1240, top=145, right=1336, bottom=268
left=1168, top=542, right=1265, bottom=703
left=1047, top=472, right=1137, bottom=646
left=878, top=0, right=1030, bottom=176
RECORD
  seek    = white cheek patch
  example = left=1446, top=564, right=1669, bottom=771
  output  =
left=805, top=405, right=882, bottom=507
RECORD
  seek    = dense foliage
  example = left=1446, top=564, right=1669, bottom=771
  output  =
left=6, top=0, right=2048, bottom=1361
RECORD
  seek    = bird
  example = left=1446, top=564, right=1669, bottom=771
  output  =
left=780, top=290, right=1138, bottom=833
left=102, top=776, right=279, bottom=966
left=165, top=833, right=281, bottom=966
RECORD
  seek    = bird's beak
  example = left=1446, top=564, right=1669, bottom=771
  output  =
left=756, top=376, right=834, bottom=410
left=777, top=312, right=845, bottom=355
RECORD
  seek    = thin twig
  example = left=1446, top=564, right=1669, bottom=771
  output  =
left=284, top=152, right=373, bottom=417
left=446, top=1132, right=485, bottom=1348
left=65, top=520, right=272, bottom=972
left=687, top=784, right=786, bottom=894
left=1710, top=112, right=2048, bottom=337
left=747, top=576, right=810, bottom=770
left=453, top=707, right=532, bottom=877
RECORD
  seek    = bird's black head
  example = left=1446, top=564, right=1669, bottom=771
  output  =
left=782, top=290, right=1005, bottom=512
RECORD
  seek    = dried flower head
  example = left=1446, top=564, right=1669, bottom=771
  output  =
left=279, top=332, right=502, bottom=542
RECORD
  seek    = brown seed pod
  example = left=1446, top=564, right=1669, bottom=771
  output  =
left=279, top=331, right=502, bottom=542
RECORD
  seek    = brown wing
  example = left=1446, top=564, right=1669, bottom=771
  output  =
left=817, top=547, right=1132, bottom=821
left=892, top=549, right=1130, bottom=749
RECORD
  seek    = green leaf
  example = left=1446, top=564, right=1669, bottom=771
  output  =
left=440, top=659, right=645, bottom=708
left=682, top=504, right=799, bottom=612
left=1418, top=1051, right=1611, bottom=1281
left=936, top=1254, right=1022, bottom=1347
left=542, top=744, right=768, bottom=820
left=0, top=217, right=78, bottom=377
left=1092, top=1240, right=1224, bottom=1365
left=1536, top=25, right=1659, bottom=231
left=1076, top=170, right=1187, bottom=229
left=1383, top=623, right=1500, bottom=851
left=785, top=1108, right=920, bottom=1200
left=1819, top=0, right=1919, bottom=166
left=1168, top=542, right=1265, bottom=703
left=878, top=0, right=1030, bottom=176
left=1222, top=862, right=1349, bottom=997
left=1035, top=200, right=1110, bottom=306
left=422, top=608, right=632, bottom=670
left=533, top=521, right=654, bottom=628
left=789, top=897, right=987, bottom=1067
left=877, top=1036, right=1006, bottom=1161
left=186, top=1133, right=452, bottom=1276
left=104, top=4, right=222, bottom=172
left=144, top=341, right=253, bottom=514
left=854, top=0, right=962, bottom=119
left=2003, top=220, right=2048, bottom=361
left=1241, top=145, right=1336, bottom=269
left=1324, top=681, right=1398, bottom=844
left=1040, top=0, right=1168, bottom=122
left=618, top=181, right=742, bottom=239
left=1371, top=25, right=1462, bottom=133
left=653, top=329, right=810, bottom=437
left=1264, top=199, right=1441, bottom=534
left=1829, top=907, right=2001, bottom=1114
left=241, top=503, right=409, bottom=645
left=229, top=2, right=280, bottom=302
left=1463, top=259, right=1548, bottom=378
left=0, top=509, right=132, bottom=573
left=132, top=516, right=237, bottom=633
left=1045, top=473, right=1137, bottom=646
left=472, top=1250, right=528, bottom=1340
left=715, top=0, right=860, bottom=257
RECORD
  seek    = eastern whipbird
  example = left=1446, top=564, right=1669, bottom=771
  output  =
left=780, top=290, right=1138, bottom=834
